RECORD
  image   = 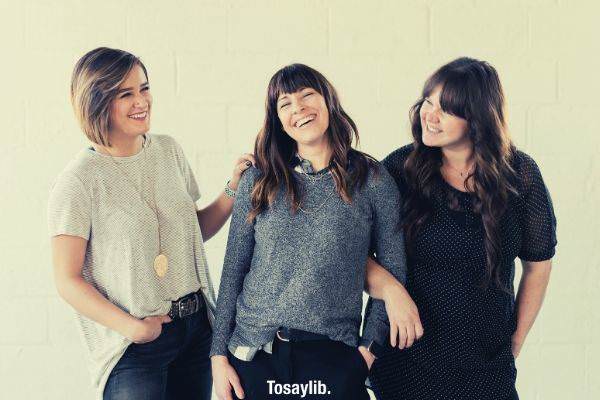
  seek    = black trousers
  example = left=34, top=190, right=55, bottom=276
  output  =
left=228, top=337, right=370, bottom=400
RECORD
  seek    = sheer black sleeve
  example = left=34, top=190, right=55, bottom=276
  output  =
left=515, top=151, right=557, bottom=262
left=381, top=144, right=413, bottom=198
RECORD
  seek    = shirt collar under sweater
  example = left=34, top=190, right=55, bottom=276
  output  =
left=291, top=153, right=334, bottom=176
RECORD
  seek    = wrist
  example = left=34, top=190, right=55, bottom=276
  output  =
left=123, top=317, right=143, bottom=342
left=211, top=355, right=229, bottom=365
left=381, top=281, right=404, bottom=302
left=225, top=180, right=238, bottom=198
left=228, top=178, right=240, bottom=191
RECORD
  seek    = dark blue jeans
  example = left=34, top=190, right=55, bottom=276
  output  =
left=103, top=310, right=212, bottom=400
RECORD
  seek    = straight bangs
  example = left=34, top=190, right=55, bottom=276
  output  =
left=249, top=63, right=374, bottom=222
left=423, top=70, right=469, bottom=120
left=267, top=64, right=327, bottom=109
left=406, top=56, right=518, bottom=291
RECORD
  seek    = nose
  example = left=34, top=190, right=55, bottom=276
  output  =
left=291, top=99, right=305, bottom=115
left=425, top=107, right=441, bottom=123
left=133, top=94, right=148, bottom=108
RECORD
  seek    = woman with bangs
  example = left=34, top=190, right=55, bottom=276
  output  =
left=367, top=57, right=557, bottom=400
left=210, top=64, right=421, bottom=400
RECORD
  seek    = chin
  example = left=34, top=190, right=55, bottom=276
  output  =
left=131, top=125, right=151, bottom=136
left=293, top=131, right=326, bottom=146
left=422, top=133, right=443, bottom=148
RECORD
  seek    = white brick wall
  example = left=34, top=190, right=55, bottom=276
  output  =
left=0, top=1, right=597, bottom=398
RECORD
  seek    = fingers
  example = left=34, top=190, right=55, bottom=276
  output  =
left=415, top=315, right=424, bottom=340
left=223, top=388, right=233, bottom=400
left=398, top=325, right=408, bottom=349
left=229, top=370, right=245, bottom=399
left=162, top=315, right=172, bottom=324
left=235, top=154, right=254, bottom=174
left=397, top=315, right=423, bottom=350
left=215, top=374, right=236, bottom=400
left=240, top=153, right=256, bottom=166
left=236, top=162, right=251, bottom=173
left=218, top=386, right=233, bottom=400
left=405, top=323, right=416, bottom=348
left=390, top=320, right=398, bottom=347
left=237, top=153, right=255, bottom=168
left=358, top=346, right=375, bottom=370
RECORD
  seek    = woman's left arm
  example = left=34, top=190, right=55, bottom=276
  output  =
left=511, top=153, right=557, bottom=357
left=359, top=167, right=415, bottom=367
left=365, top=257, right=423, bottom=348
left=196, top=153, right=255, bottom=241
left=512, top=259, right=552, bottom=358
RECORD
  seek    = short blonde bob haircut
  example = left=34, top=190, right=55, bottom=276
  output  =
left=70, top=47, right=148, bottom=146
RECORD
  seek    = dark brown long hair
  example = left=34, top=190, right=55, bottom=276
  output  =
left=249, top=63, right=376, bottom=221
left=404, top=57, right=517, bottom=289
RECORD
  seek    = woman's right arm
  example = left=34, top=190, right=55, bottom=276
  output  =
left=48, top=171, right=169, bottom=344
left=51, top=235, right=170, bottom=343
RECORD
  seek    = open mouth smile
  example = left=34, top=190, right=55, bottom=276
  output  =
left=295, top=114, right=316, bottom=128
left=129, top=111, right=148, bottom=120
left=425, top=122, right=442, bottom=134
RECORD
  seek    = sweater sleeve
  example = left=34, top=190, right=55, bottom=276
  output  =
left=209, top=167, right=259, bottom=357
left=360, top=165, right=407, bottom=349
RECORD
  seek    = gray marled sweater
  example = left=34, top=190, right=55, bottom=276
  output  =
left=209, top=163, right=406, bottom=357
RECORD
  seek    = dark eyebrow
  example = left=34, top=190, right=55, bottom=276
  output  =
left=117, top=81, right=149, bottom=94
left=277, top=86, right=313, bottom=103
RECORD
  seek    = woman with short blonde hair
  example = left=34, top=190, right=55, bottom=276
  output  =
left=49, top=47, right=254, bottom=400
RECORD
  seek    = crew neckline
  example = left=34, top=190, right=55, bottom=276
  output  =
left=441, top=176, right=473, bottom=196
left=86, top=134, right=150, bottom=162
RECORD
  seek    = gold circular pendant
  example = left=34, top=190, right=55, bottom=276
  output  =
left=153, top=254, right=168, bottom=277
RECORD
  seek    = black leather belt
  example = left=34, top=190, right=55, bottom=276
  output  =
left=168, top=291, right=204, bottom=320
left=275, top=327, right=330, bottom=342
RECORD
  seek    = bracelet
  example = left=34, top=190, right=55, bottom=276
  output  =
left=224, top=180, right=236, bottom=198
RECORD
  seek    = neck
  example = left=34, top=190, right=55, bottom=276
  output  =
left=297, top=140, right=332, bottom=172
left=441, top=141, right=474, bottom=170
left=94, top=133, right=144, bottom=157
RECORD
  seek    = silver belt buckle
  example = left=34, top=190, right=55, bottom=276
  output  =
left=179, top=298, right=192, bottom=318
left=177, top=299, right=186, bottom=318
left=174, top=292, right=202, bottom=318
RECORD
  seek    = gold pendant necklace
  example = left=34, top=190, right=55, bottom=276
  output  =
left=106, top=136, right=168, bottom=278
left=153, top=253, right=168, bottom=277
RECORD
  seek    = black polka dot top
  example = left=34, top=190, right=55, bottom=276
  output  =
left=367, top=144, right=557, bottom=400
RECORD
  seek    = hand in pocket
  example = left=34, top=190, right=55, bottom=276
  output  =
left=130, top=314, right=172, bottom=344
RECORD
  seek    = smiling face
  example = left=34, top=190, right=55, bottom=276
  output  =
left=276, top=87, right=330, bottom=148
left=108, top=64, right=152, bottom=141
left=420, top=85, right=470, bottom=149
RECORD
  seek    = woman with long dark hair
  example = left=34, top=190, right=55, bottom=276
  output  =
left=209, top=64, right=418, bottom=400
left=367, top=57, right=557, bottom=400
